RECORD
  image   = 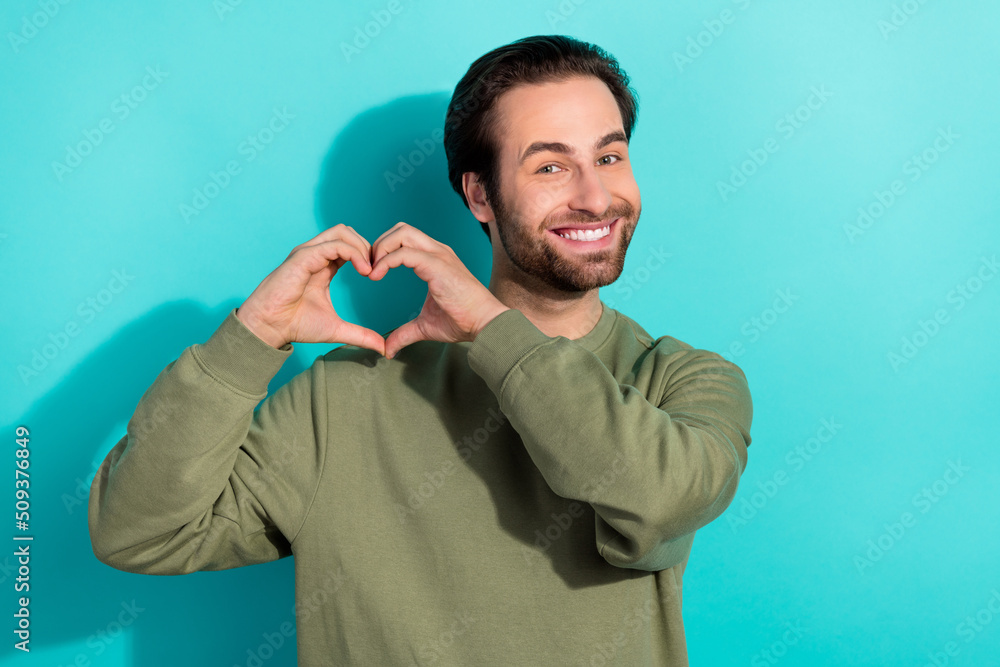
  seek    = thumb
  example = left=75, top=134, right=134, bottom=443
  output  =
left=332, top=321, right=387, bottom=357
left=384, top=319, right=425, bottom=360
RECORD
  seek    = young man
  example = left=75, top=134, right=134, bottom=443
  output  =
left=90, top=35, right=752, bottom=665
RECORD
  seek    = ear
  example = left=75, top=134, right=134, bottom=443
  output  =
left=462, top=172, right=495, bottom=224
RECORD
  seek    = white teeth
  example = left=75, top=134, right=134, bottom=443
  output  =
left=557, top=225, right=610, bottom=241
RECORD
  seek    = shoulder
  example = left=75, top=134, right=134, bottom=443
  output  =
left=614, top=311, right=690, bottom=352
left=608, top=309, right=752, bottom=441
left=607, top=308, right=708, bottom=361
left=607, top=307, right=750, bottom=390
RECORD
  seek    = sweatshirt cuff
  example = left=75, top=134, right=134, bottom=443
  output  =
left=467, top=309, right=553, bottom=399
left=192, top=308, right=293, bottom=396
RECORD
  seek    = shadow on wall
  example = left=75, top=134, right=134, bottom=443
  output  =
left=315, top=92, right=494, bottom=336
left=11, top=300, right=306, bottom=667
left=18, top=93, right=489, bottom=666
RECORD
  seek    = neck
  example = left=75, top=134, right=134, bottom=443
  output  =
left=488, top=273, right=605, bottom=340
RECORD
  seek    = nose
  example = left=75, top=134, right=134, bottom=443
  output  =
left=566, top=164, right=612, bottom=217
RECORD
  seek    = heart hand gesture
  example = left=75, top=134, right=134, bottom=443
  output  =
left=236, top=223, right=509, bottom=359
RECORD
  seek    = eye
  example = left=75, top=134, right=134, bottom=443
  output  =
left=537, top=164, right=564, bottom=174
left=597, top=154, right=621, bottom=166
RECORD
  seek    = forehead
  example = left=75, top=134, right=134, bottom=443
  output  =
left=492, top=76, right=625, bottom=161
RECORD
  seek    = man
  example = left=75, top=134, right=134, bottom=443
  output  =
left=89, top=35, right=752, bottom=665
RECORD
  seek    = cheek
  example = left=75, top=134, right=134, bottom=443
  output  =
left=613, top=169, right=641, bottom=206
left=516, top=182, right=563, bottom=222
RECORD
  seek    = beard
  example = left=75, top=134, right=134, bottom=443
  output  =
left=491, top=192, right=640, bottom=293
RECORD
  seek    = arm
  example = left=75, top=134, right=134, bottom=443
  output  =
left=467, top=309, right=752, bottom=571
left=361, top=222, right=750, bottom=569
left=88, top=310, right=327, bottom=574
left=89, top=224, right=383, bottom=574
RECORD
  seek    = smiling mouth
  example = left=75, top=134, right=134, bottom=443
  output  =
left=550, top=218, right=618, bottom=242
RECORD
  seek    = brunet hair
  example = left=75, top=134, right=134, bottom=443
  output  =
left=443, top=35, right=639, bottom=241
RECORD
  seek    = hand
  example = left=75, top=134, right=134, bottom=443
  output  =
left=368, top=222, right=510, bottom=359
left=236, top=225, right=387, bottom=355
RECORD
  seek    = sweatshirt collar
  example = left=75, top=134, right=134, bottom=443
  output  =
left=573, top=300, right=616, bottom=353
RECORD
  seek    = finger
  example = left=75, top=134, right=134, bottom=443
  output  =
left=333, top=321, right=387, bottom=357
left=370, top=222, right=439, bottom=267
left=338, top=225, right=373, bottom=261
left=375, top=237, right=463, bottom=284
left=298, top=223, right=369, bottom=249
left=368, top=245, right=431, bottom=282
left=335, top=227, right=374, bottom=271
left=370, top=221, right=409, bottom=250
left=384, top=319, right=424, bottom=360
left=294, top=224, right=372, bottom=266
left=294, top=241, right=372, bottom=280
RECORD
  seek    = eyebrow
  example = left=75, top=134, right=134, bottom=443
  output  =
left=518, top=130, right=628, bottom=165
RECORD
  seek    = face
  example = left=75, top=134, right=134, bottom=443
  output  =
left=481, top=75, right=641, bottom=293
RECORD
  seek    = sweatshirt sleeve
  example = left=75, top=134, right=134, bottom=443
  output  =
left=467, top=308, right=752, bottom=572
left=88, top=309, right=328, bottom=575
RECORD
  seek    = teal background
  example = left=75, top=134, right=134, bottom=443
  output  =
left=2, top=1, right=998, bottom=665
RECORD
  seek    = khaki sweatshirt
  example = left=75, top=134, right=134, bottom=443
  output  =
left=89, top=303, right=752, bottom=666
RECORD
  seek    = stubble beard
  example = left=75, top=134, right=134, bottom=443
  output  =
left=491, top=191, right=640, bottom=293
